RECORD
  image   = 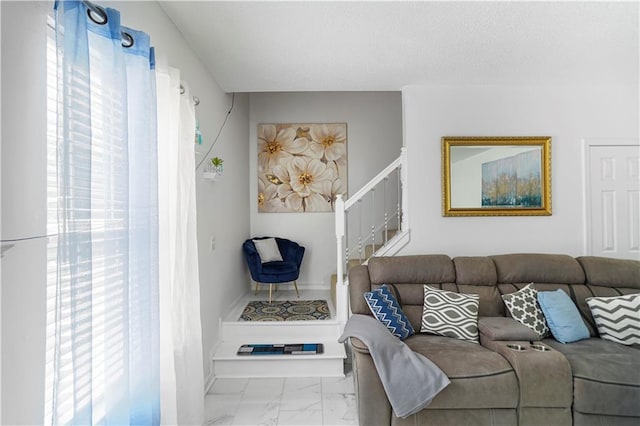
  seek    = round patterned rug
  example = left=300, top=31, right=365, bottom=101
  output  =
left=239, top=299, right=331, bottom=321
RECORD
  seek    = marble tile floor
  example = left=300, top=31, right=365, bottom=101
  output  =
left=204, top=366, right=358, bottom=425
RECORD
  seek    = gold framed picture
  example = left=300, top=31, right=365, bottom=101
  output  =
left=442, top=136, right=552, bottom=217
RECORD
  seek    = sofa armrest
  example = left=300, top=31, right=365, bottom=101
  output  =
left=483, top=339, right=573, bottom=424
left=349, top=338, right=392, bottom=425
left=478, top=316, right=539, bottom=343
left=349, top=337, right=370, bottom=355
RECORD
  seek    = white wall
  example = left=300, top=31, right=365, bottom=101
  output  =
left=1, top=3, right=50, bottom=424
left=401, top=84, right=639, bottom=257
left=249, top=92, right=402, bottom=288
left=0, top=2, right=249, bottom=423
left=0, top=4, right=3, bottom=421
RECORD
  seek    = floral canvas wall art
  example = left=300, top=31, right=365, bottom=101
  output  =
left=258, top=123, right=347, bottom=212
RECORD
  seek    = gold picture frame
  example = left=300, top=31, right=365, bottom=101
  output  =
left=442, top=136, right=552, bottom=217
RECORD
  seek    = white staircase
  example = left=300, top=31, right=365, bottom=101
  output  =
left=334, top=148, right=410, bottom=325
left=212, top=290, right=347, bottom=379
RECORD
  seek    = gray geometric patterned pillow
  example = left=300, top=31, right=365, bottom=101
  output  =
left=586, top=294, right=640, bottom=345
left=421, top=285, right=480, bottom=344
left=502, top=283, right=549, bottom=338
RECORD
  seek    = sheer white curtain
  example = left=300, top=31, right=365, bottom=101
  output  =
left=46, top=1, right=159, bottom=424
left=155, top=57, right=205, bottom=426
left=46, top=1, right=204, bottom=424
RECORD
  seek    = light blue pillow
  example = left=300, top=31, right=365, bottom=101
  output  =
left=537, top=289, right=590, bottom=343
left=364, top=284, right=415, bottom=340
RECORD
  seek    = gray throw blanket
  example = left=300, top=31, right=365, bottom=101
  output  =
left=339, top=314, right=450, bottom=419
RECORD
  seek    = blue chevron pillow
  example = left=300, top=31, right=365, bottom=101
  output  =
left=364, top=284, right=415, bottom=340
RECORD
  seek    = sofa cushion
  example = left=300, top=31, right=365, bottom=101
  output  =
left=395, top=409, right=517, bottom=426
left=491, top=253, right=585, bottom=284
left=453, top=256, right=505, bottom=317
left=502, top=283, right=549, bottom=338
left=586, top=293, right=640, bottom=345
left=545, top=338, right=640, bottom=417
left=368, top=255, right=455, bottom=285
left=364, top=284, right=415, bottom=340
left=453, top=256, right=498, bottom=286
left=576, top=256, right=640, bottom=289
left=538, top=289, right=590, bottom=343
left=404, top=334, right=519, bottom=410
left=421, top=286, right=479, bottom=343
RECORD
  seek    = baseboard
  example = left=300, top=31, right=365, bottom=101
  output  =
left=205, top=338, right=223, bottom=395
left=204, top=371, right=215, bottom=395
left=253, top=282, right=329, bottom=291
left=226, top=291, right=249, bottom=318
left=297, top=282, right=330, bottom=291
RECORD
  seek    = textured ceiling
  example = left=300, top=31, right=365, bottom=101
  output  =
left=160, top=1, right=639, bottom=92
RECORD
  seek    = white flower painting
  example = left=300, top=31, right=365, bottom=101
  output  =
left=258, top=123, right=347, bottom=213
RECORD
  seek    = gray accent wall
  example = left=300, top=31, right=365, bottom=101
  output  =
left=249, top=92, right=403, bottom=289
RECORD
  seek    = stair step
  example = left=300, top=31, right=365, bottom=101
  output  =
left=334, top=258, right=365, bottom=273
left=222, top=319, right=341, bottom=341
left=213, top=340, right=346, bottom=378
left=348, top=258, right=364, bottom=269
left=344, top=230, right=401, bottom=267
left=344, top=243, right=386, bottom=265
left=384, top=228, right=399, bottom=240
left=214, top=290, right=345, bottom=379
left=365, top=244, right=383, bottom=258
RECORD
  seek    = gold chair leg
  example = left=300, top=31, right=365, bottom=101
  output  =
left=293, top=280, right=299, bottom=298
left=269, top=284, right=273, bottom=303
left=255, top=282, right=259, bottom=295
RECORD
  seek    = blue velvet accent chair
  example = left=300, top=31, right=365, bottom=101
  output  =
left=242, top=237, right=305, bottom=303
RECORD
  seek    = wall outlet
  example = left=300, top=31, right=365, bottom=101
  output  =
left=209, top=236, right=216, bottom=251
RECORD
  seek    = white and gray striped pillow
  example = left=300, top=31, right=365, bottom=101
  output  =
left=421, top=285, right=479, bottom=344
left=586, top=294, right=640, bottom=346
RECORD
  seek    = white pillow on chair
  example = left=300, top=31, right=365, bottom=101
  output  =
left=252, top=238, right=283, bottom=263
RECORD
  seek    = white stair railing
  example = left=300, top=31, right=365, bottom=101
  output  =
left=335, top=147, right=408, bottom=324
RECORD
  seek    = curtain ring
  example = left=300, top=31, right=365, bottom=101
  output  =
left=85, top=1, right=107, bottom=25
left=121, top=32, right=134, bottom=48
left=179, top=85, right=199, bottom=105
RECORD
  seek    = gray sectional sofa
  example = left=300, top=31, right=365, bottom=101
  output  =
left=348, top=254, right=640, bottom=425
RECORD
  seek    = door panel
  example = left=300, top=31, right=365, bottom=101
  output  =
left=588, top=144, right=640, bottom=260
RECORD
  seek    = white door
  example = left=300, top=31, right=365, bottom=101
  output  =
left=586, top=142, right=640, bottom=260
